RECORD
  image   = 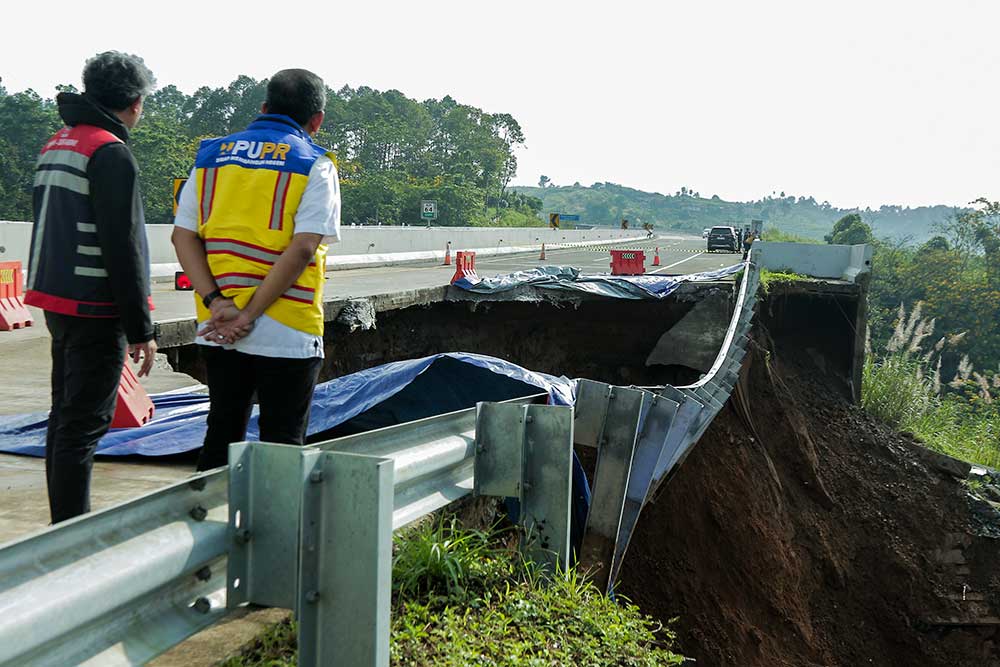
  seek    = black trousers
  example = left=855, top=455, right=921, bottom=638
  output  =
left=44, top=312, right=126, bottom=524
left=197, top=347, right=322, bottom=471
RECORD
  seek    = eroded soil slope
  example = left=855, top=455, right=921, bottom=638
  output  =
left=619, top=329, right=1000, bottom=667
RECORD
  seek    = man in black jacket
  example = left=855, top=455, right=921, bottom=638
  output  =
left=25, top=51, right=158, bottom=523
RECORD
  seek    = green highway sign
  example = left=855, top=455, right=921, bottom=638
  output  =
left=421, top=200, right=438, bottom=220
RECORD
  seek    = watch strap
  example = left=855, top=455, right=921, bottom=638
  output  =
left=202, top=289, right=223, bottom=308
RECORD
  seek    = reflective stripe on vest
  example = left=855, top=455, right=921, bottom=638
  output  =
left=204, top=238, right=317, bottom=267
left=269, top=172, right=292, bottom=231
left=214, top=272, right=316, bottom=304
left=199, top=167, right=217, bottom=224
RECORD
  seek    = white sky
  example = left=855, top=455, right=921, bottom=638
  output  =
left=3, top=0, right=996, bottom=209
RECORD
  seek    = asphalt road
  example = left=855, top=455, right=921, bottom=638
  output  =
left=145, top=233, right=740, bottom=322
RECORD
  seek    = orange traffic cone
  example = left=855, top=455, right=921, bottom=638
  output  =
left=443, top=241, right=452, bottom=266
left=653, top=247, right=661, bottom=266
left=539, top=243, right=546, bottom=261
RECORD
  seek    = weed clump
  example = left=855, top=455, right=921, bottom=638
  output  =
left=223, top=516, right=685, bottom=666
left=863, top=302, right=1000, bottom=469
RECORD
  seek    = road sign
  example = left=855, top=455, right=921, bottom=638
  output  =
left=421, top=200, right=438, bottom=221
left=549, top=213, right=560, bottom=228
left=173, top=178, right=187, bottom=216
left=559, top=214, right=580, bottom=222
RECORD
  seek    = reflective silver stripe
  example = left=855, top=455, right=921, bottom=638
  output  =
left=36, top=149, right=89, bottom=172
left=284, top=286, right=315, bottom=302
left=77, top=222, right=97, bottom=233
left=200, top=168, right=216, bottom=222
left=216, top=274, right=314, bottom=302
left=34, top=169, right=89, bottom=195
left=28, top=185, right=52, bottom=289
left=217, top=275, right=264, bottom=288
left=205, top=241, right=280, bottom=264
left=76, top=245, right=102, bottom=257
left=74, top=266, right=108, bottom=278
left=269, top=172, right=291, bottom=230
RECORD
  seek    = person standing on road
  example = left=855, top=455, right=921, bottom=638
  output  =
left=25, top=52, right=158, bottom=523
left=172, top=69, right=340, bottom=471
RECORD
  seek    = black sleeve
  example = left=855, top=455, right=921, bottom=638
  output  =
left=89, top=143, right=155, bottom=344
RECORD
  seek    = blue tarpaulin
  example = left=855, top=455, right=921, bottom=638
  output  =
left=0, top=353, right=574, bottom=458
left=453, top=264, right=743, bottom=299
left=0, top=352, right=591, bottom=555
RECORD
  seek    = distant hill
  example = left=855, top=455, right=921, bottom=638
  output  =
left=511, top=183, right=961, bottom=243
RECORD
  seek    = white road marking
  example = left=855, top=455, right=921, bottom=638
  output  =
left=649, top=252, right=705, bottom=274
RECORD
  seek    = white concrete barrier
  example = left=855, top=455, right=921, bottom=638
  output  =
left=0, top=221, right=32, bottom=267
left=756, top=241, right=873, bottom=282
left=0, top=221, right=647, bottom=280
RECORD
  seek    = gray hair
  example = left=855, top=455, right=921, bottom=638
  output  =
left=82, top=51, right=155, bottom=111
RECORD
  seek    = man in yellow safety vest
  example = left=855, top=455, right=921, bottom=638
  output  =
left=172, top=69, right=340, bottom=471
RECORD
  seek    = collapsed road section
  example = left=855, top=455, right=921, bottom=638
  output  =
left=3, top=241, right=992, bottom=666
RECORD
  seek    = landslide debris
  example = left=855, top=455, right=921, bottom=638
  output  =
left=618, top=327, right=1000, bottom=667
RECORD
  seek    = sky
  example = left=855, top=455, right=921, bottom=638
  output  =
left=2, top=0, right=997, bottom=209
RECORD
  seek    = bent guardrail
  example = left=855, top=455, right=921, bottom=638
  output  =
left=573, top=248, right=761, bottom=591
left=0, top=251, right=771, bottom=666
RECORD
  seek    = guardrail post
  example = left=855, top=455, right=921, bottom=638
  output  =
left=227, top=442, right=305, bottom=609
left=607, top=393, right=680, bottom=587
left=475, top=402, right=574, bottom=573
left=298, top=451, right=394, bottom=667
left=575, top=383, right=647, bottom=592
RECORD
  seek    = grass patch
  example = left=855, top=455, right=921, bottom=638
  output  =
left=907, top=400, right=1000, bottom=469
left=861, top=353, right=935, bottom=429
left=759, top=268, right=810, bottom=294
left=862, top=302, right=1000, bottom=470
left=222, top=517, right=684, bottom=666
left=763, top=227, right=822, bottom=244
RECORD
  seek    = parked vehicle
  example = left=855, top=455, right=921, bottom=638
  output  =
left=706, top=226, right=739, bottom=252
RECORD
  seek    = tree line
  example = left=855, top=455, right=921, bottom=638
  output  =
left=818, top=208, right=1000, bottom=400
left=0, top=77, right=543, bottom=227
left=516, top=181, right=959, bottom=242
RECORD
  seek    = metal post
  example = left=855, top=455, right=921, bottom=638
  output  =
left=607, top=394, right=679, bottom=588
left=521, top=404, right=574, bottom=572
left=578, top=385, right=646, bottom=591
left=298, top=451, right=394, bottom=667
left=474, top=402, right=575, bottom=574
left=228, top=442, right=304, bottom=609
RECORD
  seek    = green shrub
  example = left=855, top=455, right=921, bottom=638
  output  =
left=862, top=302, right=1000, bottom=469
left=862, top=353, right=935, bottom=428
left=759, top=268, right=809, bottom=294
left=223, top=519, right=685, bottom=666
left=392, top=517, right=500, bottom=599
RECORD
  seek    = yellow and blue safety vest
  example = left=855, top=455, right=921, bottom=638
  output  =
left=193, top=114, right=333, bottom=335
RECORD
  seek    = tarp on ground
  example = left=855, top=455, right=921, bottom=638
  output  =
left=0, top=353, right=575, bottom=458
left=453, top=263, right=744, bottom=299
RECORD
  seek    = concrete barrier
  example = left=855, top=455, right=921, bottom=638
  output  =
left=755, top=241, right=872, bottom=282
left=0, top=221, right=648, bottom=280
left=0, top=222, right=31, bottom=270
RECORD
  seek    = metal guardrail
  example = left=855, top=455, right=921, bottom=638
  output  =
left=0, top=252, right=763, bottom=666
left=573, top=249, right=761, bottom=590
left=0, top=470, right=229, bottom=666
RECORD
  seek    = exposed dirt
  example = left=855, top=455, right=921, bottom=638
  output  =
left=618, top=327, right=1000, bottom=667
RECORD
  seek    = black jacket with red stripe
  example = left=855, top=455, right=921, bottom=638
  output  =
left=26, top=92, right=154, bottom=344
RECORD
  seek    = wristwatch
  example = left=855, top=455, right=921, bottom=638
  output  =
left=202, top=289, right=223, bottom=308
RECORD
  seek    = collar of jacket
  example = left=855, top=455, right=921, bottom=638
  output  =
left=55, top=92, right=130, bottom=143
left=246, top=114, right=313, bottom=142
